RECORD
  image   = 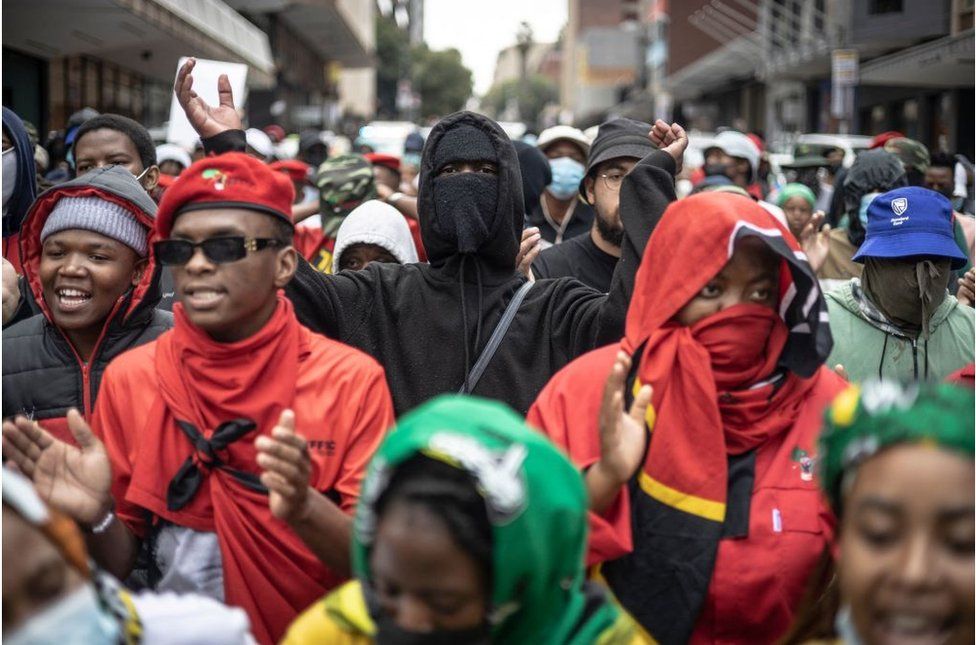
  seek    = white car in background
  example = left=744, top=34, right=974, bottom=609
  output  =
left=358, top=121, right=418, bottom=155
left=792, top=133, right=873, bottom=168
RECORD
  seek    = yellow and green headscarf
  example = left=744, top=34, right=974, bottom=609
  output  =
left=819, top=380, right=975, bottom=511
left=352, top=395, right=633, bottom=644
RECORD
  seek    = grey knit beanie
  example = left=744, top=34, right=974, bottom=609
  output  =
left=40, top=196, right=148, bottom=256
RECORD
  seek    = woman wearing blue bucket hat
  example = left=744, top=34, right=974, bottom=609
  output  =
left=825, top=186, right=974, bottom=383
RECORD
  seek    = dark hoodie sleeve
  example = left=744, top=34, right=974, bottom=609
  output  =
left=542, top=149, right=675, bottom=356
left=596, top=149, right=676, bottom=345
left=284, top=257, right=376, bottom=341
left=201, top=130, right=247, bottom=155
left=1, top=107, right=38, bottom=238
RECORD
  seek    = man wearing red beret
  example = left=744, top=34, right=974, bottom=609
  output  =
left=170, top=58, right=686, bottom=420
left=2, top=152, right=395, bottom=644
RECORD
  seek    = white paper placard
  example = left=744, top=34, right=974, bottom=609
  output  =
left=167, top=57, right=249, bottom=149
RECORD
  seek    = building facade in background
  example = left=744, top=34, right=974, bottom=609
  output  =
left=661, top=0, right=973, bottom=157
left=3, top=0, right=376, bottom=136
left=560, top=0, right=648, bottom=126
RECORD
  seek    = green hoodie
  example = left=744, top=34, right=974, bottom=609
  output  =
left=825, top=279, right=975, bottom=383
left=284, top=395, right=643, bottom=644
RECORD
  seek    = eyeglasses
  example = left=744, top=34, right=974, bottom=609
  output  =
left=599, top=171, right=627, bottom=191
left=154, top=236, right=284, bottom=266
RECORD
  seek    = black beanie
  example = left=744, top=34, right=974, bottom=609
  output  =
left=431, top=124, right=497, bottom=172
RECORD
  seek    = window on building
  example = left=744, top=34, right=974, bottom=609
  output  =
left=869, top=0, right=903, bottom=14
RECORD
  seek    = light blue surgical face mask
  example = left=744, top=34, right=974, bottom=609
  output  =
left=6, top=584, right=120, bottom=645
left=547, top=156, right=585, bottom=201
left=858, top=191, right=882, bottom=228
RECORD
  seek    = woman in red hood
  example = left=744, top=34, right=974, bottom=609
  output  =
left=528, top=191, right=847, bottom=644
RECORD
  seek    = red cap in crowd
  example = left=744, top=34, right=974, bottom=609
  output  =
left=364, top=152, right=401, bottom=172
left=269, top=159, right=311, bottom=184
left=156, top=152, right=295, bottom=238
left=869, top=130, right=905, bottom=149
left=746, top=133, right=765, bottom=154
left=263, top=124, right=286, bottom=143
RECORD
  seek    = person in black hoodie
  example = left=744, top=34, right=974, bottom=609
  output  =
left=2, top=165, right=171, bottom=444
left=174, top=58, right=684, bottom=416
left=2, top=107, right=38, bottom=273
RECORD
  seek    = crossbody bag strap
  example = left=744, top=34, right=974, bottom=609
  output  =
left=459, top=280, right=533, bottom=394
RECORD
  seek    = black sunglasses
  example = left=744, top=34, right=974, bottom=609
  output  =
left=154, top=236, right=284, bottom=266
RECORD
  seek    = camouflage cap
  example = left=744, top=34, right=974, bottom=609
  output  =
left=883, top=137, right=931, bottom=172
left=314, top=154, right=378, bottom=217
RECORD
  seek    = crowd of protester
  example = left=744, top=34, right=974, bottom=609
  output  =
left=1, top=57, right=973, bottom=644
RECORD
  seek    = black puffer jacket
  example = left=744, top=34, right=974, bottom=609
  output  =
left=2, top=166, right=172, bottom=441
left=204, top=112, right=676, bottom=416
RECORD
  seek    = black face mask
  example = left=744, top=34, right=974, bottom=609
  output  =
left=704, top=162, right=731, bottom=178
left=431, top=173, right=499, bottom=254
left=374, top=614, right=491, bottom=645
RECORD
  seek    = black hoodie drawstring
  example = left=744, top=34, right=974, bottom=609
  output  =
left=911, top=337, right=919, bottom=381
left=924, top=337, right=930, bottom=381
left=459, top=255, right=471, bottom=393
left=878, top=333, right=889, bottom=380
left=459, top=254, right=486, bottom=394
left=473, top=261, right=484, bottom=359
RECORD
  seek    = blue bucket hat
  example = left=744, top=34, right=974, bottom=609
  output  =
left=852, top=186, right=968, bottom=270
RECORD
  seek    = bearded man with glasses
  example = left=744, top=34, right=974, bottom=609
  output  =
left=530, top=119, right=667, bottom=293
left=2, top=152, right=395, bottom=644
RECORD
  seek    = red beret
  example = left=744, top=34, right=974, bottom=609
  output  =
left=156, top=152, right=295, bottom=238
left=269, top=159, right=311, bottom=183
left=364, top=152, right=401, bottom=172
left=869, top=130, right=905, bottom=149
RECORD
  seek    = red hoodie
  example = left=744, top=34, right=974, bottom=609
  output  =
left=528, top=192, right=846, bottom=644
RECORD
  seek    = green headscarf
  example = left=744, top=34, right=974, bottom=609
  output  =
left=819, top=380, right=975, bottom=511
left=776, top=182, right=816, bottom=209
left=352, top=395, right=627, bottom=644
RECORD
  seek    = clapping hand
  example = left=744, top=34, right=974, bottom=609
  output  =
left=256, top=410, right=312, bottom=524
left=2, top=410, right=112, bottom=525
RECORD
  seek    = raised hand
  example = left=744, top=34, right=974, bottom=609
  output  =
left=256, top=410, right=312, bottom=523
left=649, top=119, right=689, bottom=175
left=1, top=410, right=112, bottom=524
left=174, top=58, right=242, bottom=139
left=516, top=227, right=542, bottom=279
left=799, top=210, right=830, bottom=274
left=587, top=352, right=653, bottom=511
left=956, top=267, right=975, bottom=308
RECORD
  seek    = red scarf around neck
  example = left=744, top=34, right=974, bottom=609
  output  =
left=150, top=294, right=335, bottom=644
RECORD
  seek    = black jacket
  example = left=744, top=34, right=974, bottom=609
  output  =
left=2, top=167, right=172, bottom=431
left=527, top=197, right=595, bottom=246
left=204, top=113, right=675, bottom=415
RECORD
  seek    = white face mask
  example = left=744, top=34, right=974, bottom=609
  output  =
left=3, top=145, right=18, bottom=215
left=6, top=584, right=121, bottom=645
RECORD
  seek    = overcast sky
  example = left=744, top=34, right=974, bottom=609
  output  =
left=423, top=0, right=567, bottom=95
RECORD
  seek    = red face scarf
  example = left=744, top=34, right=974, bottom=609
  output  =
left=601, top=192, right=833, bottom=641
left=145, top=295, right=336, bottom=644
